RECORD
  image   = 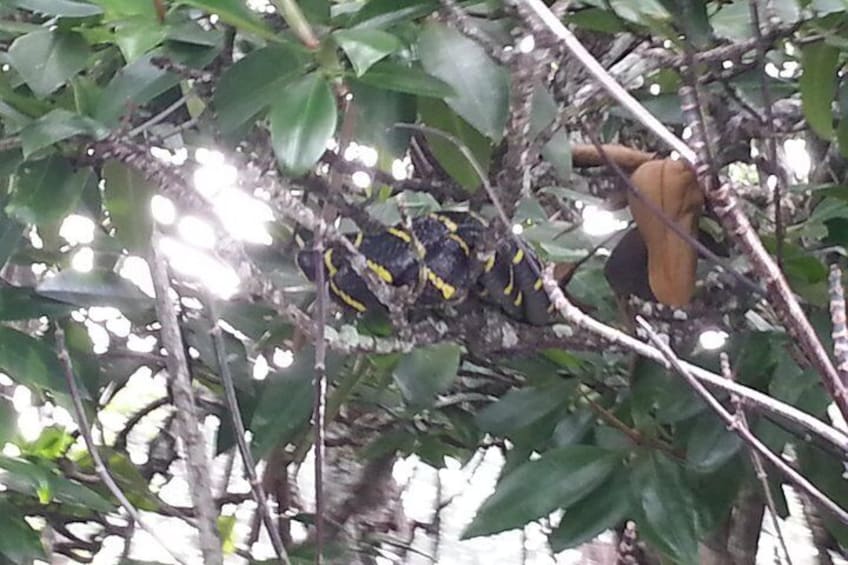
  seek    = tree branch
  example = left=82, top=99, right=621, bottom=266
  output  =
left=203, top=291, right=292, bottom=564
left=148, top=235, right=223, bottom=565
left=637, top=316, right=848, bottom=527
left=54, top=327, right=189, bottom=565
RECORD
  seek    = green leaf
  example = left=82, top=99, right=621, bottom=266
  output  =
left=530, top=86, right=572, bottom=180
left=8, top=155, right=91, bottom=225
left=0, top=326, right=64, bottom=391
left=0, top=397, right=16, bottom=445
left=552, top=409, right=594, bottom=447
left=355, top=61, right=454, bottom=98
left=418, top=23, right=508, bottom=141
left=214, top=45, right=307, bottom=137
left=101, top=160, right=154, bottom=252
left=89, top=0, right=157, bottom=18
left=567, top=7, right=627, bottom=33
left=798, top=443, right=848, bottom=547
left=95, top=45, right=220, bottom=126
left=633, top=454, right=699, bottom=565
left=333, top=28, right=401, bottom=77
left=656, top=0, right=711, bottom=47
left=392, top=343, right=460, bottom=406
left=7, top=30, right=91, bottom=98
left=178, top=0, right=276, bottom=41
left=0, top=200, right=24, bottom=272
left=350, top=0, right=438, bottom=29
left=11, top=0, right=102, bottom=17
left=418, top=97, right=491, bottom=192
left=476, top=383, right=569, bottom=435
left=0, top=456, right=114, bottom=512
left=20, top=109, right=108, bottom=158
left=250, top=349, right=315, bottom=460
left=0, top=286, right=76, bottom=321
left=36, top=269, right=153, bottom=315
left=686, top=413, right=742, bottom=473
left=801, top=41, right=839, bottom=139
left=350, top=82, right=415, bottom=157
left=113, top=17, right=167, bottom=62
left=270, top=73, right=337, bottom=176
left=709, top=0, right=751, bottom=41
left=463, top=445, right=620, bottom=538
left=0, top=499, right=46, bottom=564
left=549, top=471, right=630, bottom=551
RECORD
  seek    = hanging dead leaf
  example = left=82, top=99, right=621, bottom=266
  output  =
left=571, top=144, right=655, bottom=171
left=628, top=159, right=703, bottom=307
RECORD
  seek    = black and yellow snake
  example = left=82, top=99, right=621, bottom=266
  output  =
left=296, top=211, right=557, bottom=325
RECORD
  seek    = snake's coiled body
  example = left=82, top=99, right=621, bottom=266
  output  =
left=296, top=212, right=556, bottom=325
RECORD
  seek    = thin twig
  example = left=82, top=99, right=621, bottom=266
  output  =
left=518, top=0, right=697, bottom=163
left=721, top=353, right=793, bottom=565
left=128, top=93, right=190, bottom=138
left=0, top=136, right=21, bottom=151
left=392, top=125, right=848, bottom=459
left=272, top=0, right=319, bottom=49
left=829, top=264, right=848, bottom=387
left=749, top=0, right=785, bottom=266
left=518, top=0, right=848, bottom=425
left=312, top=211, right=329, bottom=565
left=54, top=327, right=189, bottom=565
left=203, top=291, right=292, bottom=565
left=679, top=84, right=848, bottom=422
left=148, top=235, right=224, bottom=565
left=637, top=317, right=848, bottom=526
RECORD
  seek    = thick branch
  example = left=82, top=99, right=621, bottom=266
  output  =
left=638, top=317, right=848, bottom=527
left=148, top=236, right=223, bottom=565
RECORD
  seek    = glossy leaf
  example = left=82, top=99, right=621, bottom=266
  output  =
left=250, top=349, right=315, bottom=460
left=549, top=471, right=630, bottom=551
left=350, top=0, right=438, bottom=29
left=633, top=454, right=699, bottom=565
left=552, top=409, right=594, bottom=447
left=0, top=499, right=46, bottom=564
left=351, top=82, right=415, bottom=157
left=801, top=41, right=839, bottom=139
left=686, top=413, right=743, bottom=473
left=11, top=0, right=102, bottom=17
left=418, top=97, right=491, bottom=192
left=709, top=0, right=751, bottom=41
left=0, top=456, right=114, bottom=512
left=355, top=61, right=454, bottom=98
left=113, top=18, right=168, bottom=62
left=419, top=23, right=509, bottom=141
left=798, top=443, right=848, bottom=547
left=7, top=29, right=90, bottom=98
left=179, top=0, right=276, bottom=40
left=334, top=28, right=401, bottom=76
left=8, top=155, right=92, bottom=225
left=270, top=73, right=338, bottom=176
left=95, top=45, right=220, bottom=126
left=0, top=286, right=75, bottom=321
left=0, top=397, right=16, bottom=445
left=463, top=446, right=620, bottom=538
left=0, top=205, right=24, bottom=271
left=657, top=0, right=711, bottom=47
left=0, top=326, right=65, bottom=391
left=476, top=383, right=569, bottom=435
left=36, top=269, right=153, bottom=315
left=101, top=160, right=154, bottom=252
left=214, top=45, right=307, bottom=137
left=20, top=109, right=108, bottom=158
left=393, top=343, right=460, bottom=406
